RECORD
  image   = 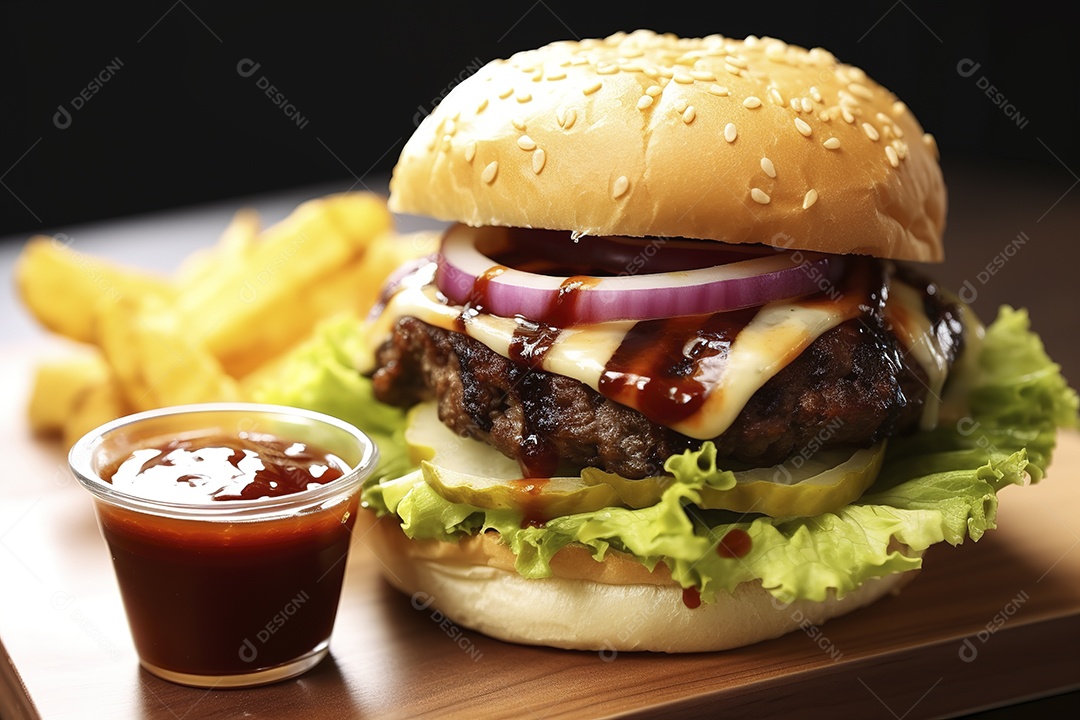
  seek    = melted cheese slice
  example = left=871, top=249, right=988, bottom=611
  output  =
left=883, top=280, right=952, bottom=430
left=367, top=262, right=894, bottom=440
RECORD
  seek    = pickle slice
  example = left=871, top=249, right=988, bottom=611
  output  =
left=404, top=401, right=522, bottom=479
left=407, top=401, right=885, bottom=519
left=701, top=441, right=887, bottom=517
left=407, top=402, right=619, bottom=519
left=583, top=442, right=887, bottom=518
left=421, top=462, right=620, bottom=519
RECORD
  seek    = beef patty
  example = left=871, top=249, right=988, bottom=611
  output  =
left=371, top=271, right=965, bottom=479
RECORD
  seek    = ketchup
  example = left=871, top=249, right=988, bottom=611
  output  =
left=682, top=587, right=702, bottom=609
left=716, top=529, right=753, bottom=559
left=512, top=478, right=551, bottom=528
left=94, top=431, right=359, bottom=678
left=104, top=433, right=347, bottom=502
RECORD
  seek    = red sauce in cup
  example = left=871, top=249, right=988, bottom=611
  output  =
left=72, top=406, right=378, bottom=689
left=95, top=432, right=357, bottom=679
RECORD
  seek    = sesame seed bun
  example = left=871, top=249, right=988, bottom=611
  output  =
left=389, top=30, right=946, bottom=262
left=362, top=513, right=921, bottom=652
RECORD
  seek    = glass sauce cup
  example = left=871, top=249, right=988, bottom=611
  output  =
left=68, top=403, right=378, bottom=688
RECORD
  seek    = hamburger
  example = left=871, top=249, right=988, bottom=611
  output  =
left=277, top=30, right=1077, bottom=652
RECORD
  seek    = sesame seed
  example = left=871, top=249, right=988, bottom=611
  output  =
left=547, top=70, right=567, bottom=81
left=892, top=100, right=907, bottom=116
left=823, top=137, right=841, bottom=150
left=512, top=117, right=527, bottom=131
left=724, top=122, right=737, bottom=142
left=476, top=98, right=489, bottom=114
left=674, top=98, right=688, bottom=113
left=841, top=108, right=855, bottom=124
left=515, top=92, right=532, bottom=103
left=444, top=118, right=457, bottom=135
left=848, top=83, right=873, bottom=100
left=751, top=188, right=771, bottom=204
left=862, top=122, right=880, bottom=141
left=637, top=95, right=654, bottom=110
left=769, top=87, right=784, bottom=105
left=892, top=122, right=904, bottom=138
left=800, top=97, right=814, bottom=113
left=613, top=175, right=630, bottom=198
left=725, top=63, right=741, bottom=75
left=809, top=86, right=822, bottom=102
left=760, top=157, right=776, bottom=178
left=876, top=112, right=891, bottom=125
left=725, top=55, right=748, bottom=69
left=517, top=135, right=536, bottom=151
left=893, top=139, right=908, bottom=159
left=673, top=72, right=694, bottom=84
left=532, top=148, right=546, bottom=174
left=563, top=108, right=578, bottom=129
left=682, top=106, right=696, bottom=123
left=643, top=67, right=659, bottom=78
left=596, top=63, right=618, bottom=75
left=583, top=80, right=602, bottom=95
left=481, top=161, right=498, bottom=184
left=790, top=98, right=800, bottom=112
left=803, top=189, right=818, bottom=209
left=657, top=66, right=674, bottom=78
left=885, top=145, right=900, bottom=167
left=690, top=69, right=716, bottom=81
left=794, top=117, right=812, bottom=137
left=498, top=87, right=513, bottom=99
left=464, top=141, right=477, bottom=163
left=743, top=96, right=762, bottom=108
left=646, top=85, right=662, bottom=96
left=441, top=135, right=452, bottom=151
left=708, top=84, right=729, bottom=96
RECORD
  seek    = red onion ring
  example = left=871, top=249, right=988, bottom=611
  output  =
left=435, top=225, right=844, bottom=325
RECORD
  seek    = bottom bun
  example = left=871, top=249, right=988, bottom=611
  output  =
left=361, top=512, right=921, bottom=653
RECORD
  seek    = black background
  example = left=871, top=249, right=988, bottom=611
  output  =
left=0, top=1, right=1075, bottom=237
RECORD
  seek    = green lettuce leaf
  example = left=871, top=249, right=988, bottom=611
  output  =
left=369, top=306, right=1078, bottom=603
left=249, top=314, right=411, bottom=480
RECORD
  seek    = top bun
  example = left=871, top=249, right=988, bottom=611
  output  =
left=389, top=30, right=946, bottom=262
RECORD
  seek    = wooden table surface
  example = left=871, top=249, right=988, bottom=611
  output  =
left=2, top=165, right=1079, bottom=718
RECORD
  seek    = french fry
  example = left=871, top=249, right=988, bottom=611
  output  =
left=19, top=191, right=414, bottom=447
left=15, top=236, right=173, bottom=343
left=175, top=208, right=261, bottom=291
left=175, top=192, right=393, bottom=376
left=96, top=294, right=241, bottom=411
left=27, top=351, right=111, bottom=436
left=62, top=373, right=130, bottom=450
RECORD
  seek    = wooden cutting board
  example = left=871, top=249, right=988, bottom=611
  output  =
left=1, top=341, right=1078, bottom=719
